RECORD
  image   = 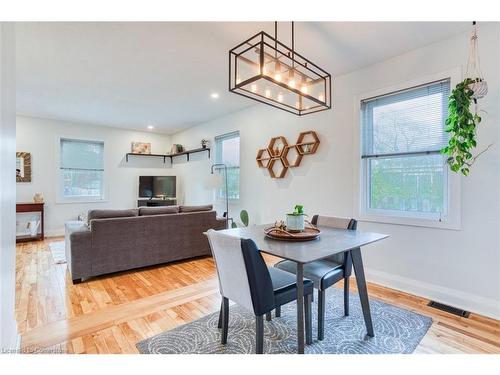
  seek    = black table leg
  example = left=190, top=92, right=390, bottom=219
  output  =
left=296, top=262, right=305, bottom=354
left=351, top=247, right=374, bottom=337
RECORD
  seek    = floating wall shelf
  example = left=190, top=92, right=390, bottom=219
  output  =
left=126, top=147, right=210, bottom=163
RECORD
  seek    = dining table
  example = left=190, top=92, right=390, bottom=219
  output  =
left=217, top=224, right=389, bottom=354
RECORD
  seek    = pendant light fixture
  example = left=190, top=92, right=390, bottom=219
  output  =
left=229, top=22, right=332, bottom=116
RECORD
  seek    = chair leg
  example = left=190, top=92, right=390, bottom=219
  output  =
left=275, top=305, right=281, bottom=317
left=217, top=300, right=223, bottom=329
left=305, top=294, right=313, bottom=345
left=344, top=276, right=350, bottom=316
left=318, top=289, right=325, bottom=341
left=221, top=297, right=229, bottom=345
left=266, top=312, right=272, bottom=321
left=255, top=315, right=264, bottom=354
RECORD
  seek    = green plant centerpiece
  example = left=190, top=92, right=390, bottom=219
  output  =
left=441, top=78, right=492, bottom=176
left=286, top=205, right=307, bottom=232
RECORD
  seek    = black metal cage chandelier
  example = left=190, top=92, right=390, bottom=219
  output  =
left=229, top=22, right=332, bottom=116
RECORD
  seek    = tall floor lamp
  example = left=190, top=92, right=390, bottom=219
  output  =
left=210, top=163, right=229, bottom=229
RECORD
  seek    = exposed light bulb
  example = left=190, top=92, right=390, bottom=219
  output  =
left=277, top=93, right=284, bottom=102
left=147, top=125, right=154, bottom=130
left=301, top=86, right=308, bottom=94
left=318, top=93, right=324, bottom=102
left=210, top=92, right=219, bottom=99
left=274, top=61, right=281, bottom=81
left=288, top=80, right=296, bottom=89
left=265, top=89, right=271, bottom=98
left=251, top=84, right=258, bottom=93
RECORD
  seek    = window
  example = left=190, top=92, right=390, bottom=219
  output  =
left=361, top=79, right=450, bottom=221
left=59, top=138, right=105, bottom=202
left=215, top=131, right=240, bottom=200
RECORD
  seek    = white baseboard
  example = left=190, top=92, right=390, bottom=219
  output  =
left=364, top=267, right=500, bottom=320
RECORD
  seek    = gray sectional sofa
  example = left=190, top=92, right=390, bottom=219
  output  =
left=65, top=205, right=226, bottom=283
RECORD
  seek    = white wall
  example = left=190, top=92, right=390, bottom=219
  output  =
left=0, top=23, right=18, bottom=351
left=16, top=116, right=173, bottom=235
left=172, top=24, right=500, bottom=319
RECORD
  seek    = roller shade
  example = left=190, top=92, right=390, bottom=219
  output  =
left=60, top=138, right=104, bottom=170
left=215, top=131, right=240, bottom=167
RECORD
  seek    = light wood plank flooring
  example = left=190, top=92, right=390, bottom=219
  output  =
left=15, top=237, right=500, bottom=354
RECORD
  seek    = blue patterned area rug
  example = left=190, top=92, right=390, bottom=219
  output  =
left=136, top=288, right=432, bottom=354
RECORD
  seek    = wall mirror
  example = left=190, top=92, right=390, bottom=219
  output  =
left=16, top=152, right=32, bottom=182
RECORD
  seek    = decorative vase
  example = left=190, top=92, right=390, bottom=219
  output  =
left=286, top=214, right=305, bottom=232
left=33, top=193, right=44, bottom=203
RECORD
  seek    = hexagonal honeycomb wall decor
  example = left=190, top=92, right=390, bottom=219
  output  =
left=268, top=157, right=288, bottom=179
left=256, top=148, right=272, bottom=168
left=256, top=131, right=319, bottom=179
left=268, top=136, right=288, bottom=158
left=296, top=131, right=320, bottom=155
left=282, top=145, right=303, bottom=168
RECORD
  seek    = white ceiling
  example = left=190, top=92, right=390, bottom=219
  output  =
left=16, top=22, right=471, bottom=134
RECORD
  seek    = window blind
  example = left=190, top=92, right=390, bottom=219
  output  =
left=59, top=138, right=105, bottom=200
left=361, top=79, right=450, bottom=159
left=60, top=138, right=104, bottom=170
left=215, top=131, right=240, bottom=167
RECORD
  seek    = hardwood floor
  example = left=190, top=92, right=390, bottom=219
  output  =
left=15, top=237, right=500, bottom=354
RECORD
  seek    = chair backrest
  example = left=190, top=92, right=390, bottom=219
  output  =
left=206, top=229, right=275, bottom=316
left=311, top=215, right=357, bottom=231
left=311, top=215, right=357, bottom=265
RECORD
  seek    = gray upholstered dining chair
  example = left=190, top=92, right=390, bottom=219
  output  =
left=274, top=215, right=357, bottom=341
left=206, top=229, right=314, bottom=354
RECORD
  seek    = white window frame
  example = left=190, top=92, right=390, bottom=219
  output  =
left=215, top=131, right=240, bottom=201
left=353, top=68, right=462, bottom=230
left=57, top=137, right=107, bottom=204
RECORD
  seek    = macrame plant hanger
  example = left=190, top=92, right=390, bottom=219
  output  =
left=465, top=21, right=488, bottom=112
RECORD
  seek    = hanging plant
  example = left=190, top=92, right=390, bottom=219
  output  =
left=441, top=22, right=492, bottom=176
left=441, top=78, right=489, bottom=176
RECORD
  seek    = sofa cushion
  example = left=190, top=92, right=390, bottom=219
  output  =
left=87, top=209, right=138, bottom=224
left=179, top=204, right=213, bottom=213
left=139, top=206, right=179, bottom=216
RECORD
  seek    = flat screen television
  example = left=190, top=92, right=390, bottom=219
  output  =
left=139, top=176, right=176, bottom=199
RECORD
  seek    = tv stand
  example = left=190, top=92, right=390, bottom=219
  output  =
left=137, top=198, right=177, bottom=207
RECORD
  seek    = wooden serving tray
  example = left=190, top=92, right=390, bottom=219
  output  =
left=264, top=226, right=321, bottom=242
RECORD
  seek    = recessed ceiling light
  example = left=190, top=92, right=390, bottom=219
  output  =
left=210, top=92, right=219, bottom=99
left=147, top=125, right=154, bottom=130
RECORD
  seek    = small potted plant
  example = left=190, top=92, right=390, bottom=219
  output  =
left=286, top=205, right=306, bottom=232
left=201, top=139, right=210, bottom=149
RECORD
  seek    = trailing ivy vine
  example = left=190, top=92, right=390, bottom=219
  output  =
left=441, top=78, right=491, bottom=176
